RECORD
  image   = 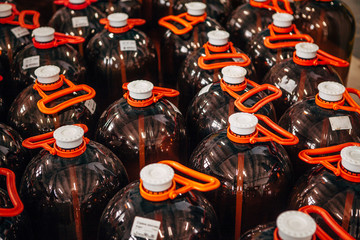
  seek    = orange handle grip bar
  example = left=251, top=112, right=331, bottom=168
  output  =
left=294, top=50, right=349, bottom=67
left=0, top=168, right=23, bottom=217
left=54, top=32, right=85, bottom=45
left=299, top=206, right=355, bottom=240
left=158, top=13, right=206, bottom=35
left=298, top=142, right=360, bottom=183
left=250, top=0, right=293, bottom=14
left=18, top=10, right=40, bottom=29
left=33, top=75, right=96, bottom=115
left=264, top=34, right=314, bottom=49
left=140, top=160, right=220, bottom=202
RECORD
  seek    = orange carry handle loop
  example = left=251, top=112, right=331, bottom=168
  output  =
left=249, top=0, right=293, bottom=14
left=99, top=18, right=145, bottom=34
left=298, top=143, right=360, bottom=183
left=227, top=114, right=298, bottom=145
left=33, top=32, right=85, bottom=49
left=123, top=83, right=179, bottom=107
left=33, top=75, right=96, bottom=115
left=264, top=24, right=314, bottom=49
left=54, top=0, right=96, bottom=10
left=198, top=42, right=251, bottom=70
left=299, top=206, right=355, bottom=240
left=293, top=50, right=349, bottom=67
left=139, top=160, right=220, bottom=202
left=0, top=3, right=40, bottom=29
left=22, top=124, right=90, bottom=158
left=315, top=88, right=360, bottom=115
left=0, top=168, right=23, bottom=217
left=158, top=12, right=207, bottom=35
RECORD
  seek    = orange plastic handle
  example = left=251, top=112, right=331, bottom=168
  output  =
left=293, top=50, right=349, bottom=67
left=54, top=0, right=96, bottom=9
left=299, top=206, right=355, bottom=240
left=22, top=124, right=90, bottom=158
left=33, top=75, right=96, bottom=115
left=298, top=142, right=360, bottom=183
left=249, top=0, right=293, bottom=14
left=140, top=160, right=220, bottom=202
left=234, top=82, right=282, bottom=113
left=33, top=32, right=85, bottom=49
left=18, top=10, right=40, bottom=29
left=100, top=18, right=145, bottom=33
left=0, top=168, right=24, bottom=217
left=158, top=13, right=207, bottom=35
left=198, top=42, right=251, bottom=70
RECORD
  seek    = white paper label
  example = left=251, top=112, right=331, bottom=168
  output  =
left=22, top=55, right=40, bottom=70
left=72, top=16, right=89, bottom=28
left=130, top=216, right=160, bottom=240
left=120, top=40, right=137, bottom=51
left=84, top=99, right=96, bottom=114
left=198, top=84, right=213, bottom=96
left=329, top=116, right=352, bottom=131
left=278, top=76, right=297, bottom=94
left=11, top=26, right=30, bottom=38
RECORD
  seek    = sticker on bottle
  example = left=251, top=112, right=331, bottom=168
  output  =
left=11, top=26, right=30, bottom=38
left=84, top=99, right=96, bottom=114
left=130, top=216, right=161, bottom=240
left=329, top=116, right=352, bottom=131
left=277, top=76, right=296, bottom=94
left=198, top=84, right=213, bottom=96
left=22, top=55, right=40, bottom=70
left=120, top=40, right=137, bottom=51
left=72, top=16, right=89, bottom=28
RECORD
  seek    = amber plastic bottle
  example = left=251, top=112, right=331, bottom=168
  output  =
left=263, top=42, right=347, bottom=118
left=278, top=82, right=360, bottom=180
left=86, top=13, right=158, bottom=113
left=20, top=124, right=129, bottom=240
left=98, top=161, right=220, bottom=239
left=159, top=2, right=222, bottom=89
left=294, top=0, right=355, bottom=84
left=178, top=30, right=256, bottom=114
left=8, top=65, right=98, bottom=139
left=189, top=112, right=297, bottom=240
left=10, top=27, right=86, bottom=103
left=289, top=143, right=360, bottom=239
left=186, top=66, right=277, bottom=154
left=14, top=0, right=56, bottom=25
left=95, top=80, right=186, bottom=181
left=92, top=0, right=141, bottom=17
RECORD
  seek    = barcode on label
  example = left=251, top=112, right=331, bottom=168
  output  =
left=198, top=84, right=212, bottom=96
left=72, top=16, right=89, bottom=28
left=85, top=99, right=96, bottom=114
left=130, top=216, right=160, bottom=240
left=22, top=55, right=40, bottom=70
left=329, top=116, right=352, bottom=131
left=278, top=76, right=296, bottom=94
left=120, top=40, right=137, bottom=51
left=11, top=26, right=30, bottom=38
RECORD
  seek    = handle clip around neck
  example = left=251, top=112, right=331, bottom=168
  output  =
left=0, top=4, right=40, bottom=29
left=100, top=18, right=145, bottom=34
left=293, top=50, right=349, bottom=67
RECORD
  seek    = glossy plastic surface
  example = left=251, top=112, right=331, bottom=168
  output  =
left=15, top=0, right=56, bottom=24
left=178, top=45, right=256, bottom=113
left=48, top=5, right=105, bottom=48
left=189, top=130, right=292, bottom=239
left=92, top=0, right=141, bottom=16
left=263, top=58, right=343, bottom=118
left=294, top=0, right=355, bottom=83
left=86, top=28, right=158, bottom=113
left=186, top=82, right=276, bottom=154
left=20, top=140, right=129, bottom=240
left=160, top=16, right=222, bottom=88
left=7, top=82, right=98, bottom=139
left=226, top=3, right=274, bottom=52
left=95, top=97, right=186, bottom=181
left=9, top=42, right=85, bottom=104
left=278, top=97, right=360, bottom=180
left=290, top=166, right=360, bottom=239
left=98, top=181, right=220, bottom=239
left=240, top=223, right=276, bottom=240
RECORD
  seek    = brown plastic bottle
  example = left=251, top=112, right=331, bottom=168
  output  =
left=14, top=0, right=55, bottom=25
left=92, top=0, right=141, bottom=17
left=294, top=0, right=355, bottom=84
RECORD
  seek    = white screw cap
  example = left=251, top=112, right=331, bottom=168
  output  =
left=341, top=146, right=360, bottom=173
left=228, top=113, right=258, bottom=136
left=127, top=80, right=154, bottom=100
left=33, top=27, right=55, bottom=43
left=272, top=13, right=294, bottom=28
left=277, top=211, right=316, bottom=240
left=207, top=30, right=229, bottom=46
left=69, top=0, right=86, bottom=4
left=0, top=4, right=12, bottom=18
left=108, top=13, right=128, bottom=28
left=35, top=65, right=61, bottom=84
left=185, top=2, right=206, bottom=16
left=317, top=81, right=345, bottom=102
left=140, top=163, right=174, bottom=192
left=295, top=42, right=319, bottom=60
left=222, top=66, right=247, bottom=85
left=53, top=125, right=84, bottom=149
